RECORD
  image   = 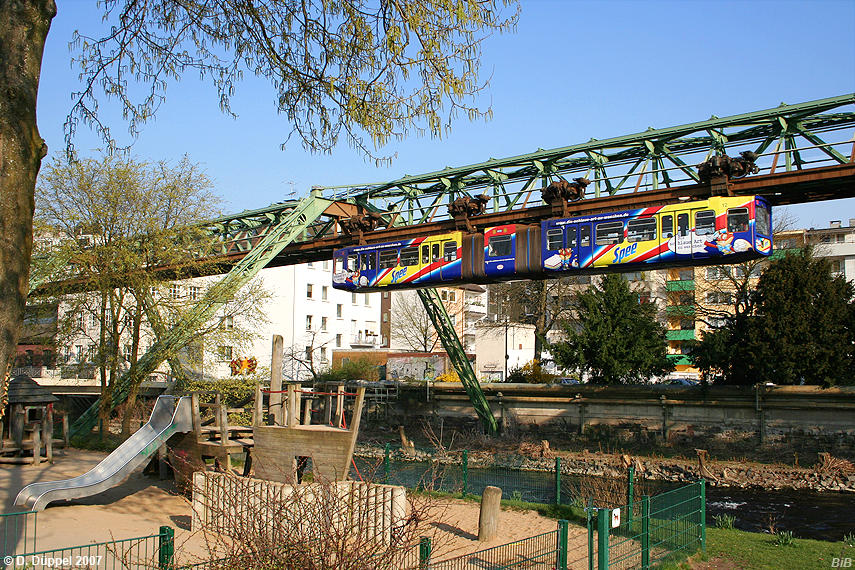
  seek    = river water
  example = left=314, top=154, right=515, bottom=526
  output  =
left=354, top=458, right=855, bottom=541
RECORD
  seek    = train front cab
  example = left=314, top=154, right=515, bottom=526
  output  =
left=541, top=196, right=772, bottom=275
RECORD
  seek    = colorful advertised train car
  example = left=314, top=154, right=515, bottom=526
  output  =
left=332, top=232, right=464, bottom=291
left=332, top=196, right=772, bottom=292
left=541, top=196, right=772, bottom=275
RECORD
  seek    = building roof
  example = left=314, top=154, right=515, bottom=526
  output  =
left=7, top=375, right=59, bottom=405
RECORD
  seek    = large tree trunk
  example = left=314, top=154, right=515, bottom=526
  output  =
left=0, top=0, right=55, bottom=416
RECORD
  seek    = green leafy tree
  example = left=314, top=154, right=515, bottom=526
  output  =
left=752, top=248, right=854, bottom=386
left=548, top=274, right=673, bottom=384
left=692, top=248, right=855, bottom=386
left=0, top=0, right=518, bottom=417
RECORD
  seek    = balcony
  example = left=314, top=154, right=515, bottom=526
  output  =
left=665, top=280, right=695, bottom=291
left=665, top=305, right=695, bottom=316
left=667, top=354, right=693, bottom=366
left=666, top=329, right=695, bottom=341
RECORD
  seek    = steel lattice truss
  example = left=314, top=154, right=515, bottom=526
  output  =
left=320, top=93, right=855, bottom=228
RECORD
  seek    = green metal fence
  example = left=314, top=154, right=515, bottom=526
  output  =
left=0, top=511, right=37, bottom=559
left=4, top=526, right=171, bottom=570
left=595, top=480, right=706, bottom=569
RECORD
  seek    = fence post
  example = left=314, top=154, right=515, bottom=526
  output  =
left=419, top=536, right=432, bottom=568
left=641, top=496, right=650, bottom=570
left=384, top=442, right=391, bottom=484
left=158, top=525, right=174, bottom=570
left=597, top=508, right=609, bottom=570
left=557, top=519, right=569, bottom=570
left=587, top=498, right=594, bottom=570
left=700, top=479, right=706, bottom=552
left=554, top=456, right=562, bottom=505
left=627, top=465, right=635, bottom=529
left=462, top=449, right=469, bottom=496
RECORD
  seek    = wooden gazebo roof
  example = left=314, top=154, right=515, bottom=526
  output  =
left=7, top=375, right=59, bottom=405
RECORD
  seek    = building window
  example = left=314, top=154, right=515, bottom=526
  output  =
left=336, top=334, right=342, bottom=347
left=322, top=286, right=328, bottom=300
left=706, top=267, right=728, bottom=280
left=170, top=284, right=182, bottom=299
left=382, top=312, right=389, bottom=323
left=364, top=293, right=370, bottom=306
left=319, top=347, right=327, bottom=361
left=307, top=284, right=313, bottom=298
left=221, top=315, right=234, bottom=330
left=352, top=293, right=358, bottom=304
left=831, top=259, right=843, bottom=274
left=89, top=314, right=98, bottom=328
left=322, top=260, right=329, bottom=270
left=321, top=316, right=328, bottom=331
left=305, top=346, right=312, bottom=360
left=351, top=320, right=357, bottom=334
left=217, top=346, right=233, bottom=361
left=306, top=315, right=313, bottom=330
left=336, top=304, right=343, bottom=318
left=383, top=291, right=389, bottom=298
left=188, top=286, right=201, bottom=301
left=705, top=291, right=732, bottom=305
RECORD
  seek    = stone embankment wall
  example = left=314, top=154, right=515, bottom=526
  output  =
left=395, top=383, right=855, bottom=449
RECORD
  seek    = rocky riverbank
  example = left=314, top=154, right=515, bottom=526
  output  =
left=353, top=443, right=855, bottom=494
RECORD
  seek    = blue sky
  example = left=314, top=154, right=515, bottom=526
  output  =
left=37, top=0, right=855, bottom=228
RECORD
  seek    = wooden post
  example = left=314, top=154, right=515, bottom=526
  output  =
left=218, top=403, right=229, bottom=446
left=62, top=412, right=69, bottom=447
left=32, top=424, right=41, bottom=465
left=253, top=384, right=263, bottom=427
left=190, top=392, right=201, bottom=438
left=323, top=391, right=333, bottom=426
left=270, top=335, right=284, bottom=426
left=287, top=384, right=300, bottom=428
left=302, top=398, right=312, bottom=426
left=478, top=486, right=502, bottom=541
left=334, top=385, right=344, bottom=428
left=44, top=407, right=54, bottom=463
left=12, top=405, right=24, bottom=451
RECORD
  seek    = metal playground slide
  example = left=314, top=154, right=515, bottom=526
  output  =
left=15, top=395, right=193, bottom=511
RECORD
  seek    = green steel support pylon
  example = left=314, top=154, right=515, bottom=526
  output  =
left=417, top=288, right=497, bottom=435
left=69, top=194, right=334, bottom=438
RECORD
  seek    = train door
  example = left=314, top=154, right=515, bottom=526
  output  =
left=484, top=225, right=515, bottom=278
left=440, top=239, right=461, bottom=281
left=576, top=223, right=593, bottom=269
left=673, top=210, right=692, bottom=260
left=692, top=207, right=717, bottom=260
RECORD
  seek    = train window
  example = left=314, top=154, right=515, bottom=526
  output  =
left=677, top=213, right=689, bottom=237
left=546, top=229, right=563, bottom=250
left=727, top=208, right=750, bottom=233
left=422, top=245, right=430, bottom=265
left=488, top=235, right=512, bottom=257
left=378, top=249, right=398, bottom=269
left=360, top=252, right=376, bottom=271
left=695, top=210, right=716, bottom=236
left=662, top=215, right=674, bottom=239
left=443, top=241, right=458, bottom=261
left=595, top=221, right=624, bottom=246
left=627, top=218, right=657, bottom=242
left=580, top=226, right=591, bottom=247
left=756, top=206, right=770, bottom=236
left=400, top=247, right=419, bottom=267
left=432, top=243, right=441, bottom=263
left=334, top=257, right=341, bottom=273
left=348, top=254, right=358, bottom=271
left=567, top=227, right=577, bottom=248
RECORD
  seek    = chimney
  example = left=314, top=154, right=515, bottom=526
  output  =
left=830, top=220, right=841, bottom=229
left=849, top=218, right=855, bottom=228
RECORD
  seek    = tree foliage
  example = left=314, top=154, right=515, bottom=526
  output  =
left=548, top=274, right=673, bottom=384
left=691, top=248, right=855, bottom=386
left=0, top=0, right=517, bottom=419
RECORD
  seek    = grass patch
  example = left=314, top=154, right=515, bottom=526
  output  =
left=698, top=527, right=854, bottom=569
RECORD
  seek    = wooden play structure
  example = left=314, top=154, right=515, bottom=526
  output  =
left=252, top=383, right=366, bottom=483
left=0, top=375, right=69, bottom=464
left=169, top=381, right=365, bottom=485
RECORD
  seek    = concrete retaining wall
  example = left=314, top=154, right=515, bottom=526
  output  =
left=393, top=383, right=855, bottom=445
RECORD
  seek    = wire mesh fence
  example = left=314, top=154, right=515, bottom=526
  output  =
left=4, top=527, right=168, bottom=570
left=427, top=528, right=559, bottom=569
left=0, top=511, right=37, bottom=560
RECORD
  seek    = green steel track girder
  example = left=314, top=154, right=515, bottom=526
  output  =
left=69, top=194, right=333, bottom=437
left=416, top=288, right=497, bottom=435
left=325, top=94, right=854, bottom=224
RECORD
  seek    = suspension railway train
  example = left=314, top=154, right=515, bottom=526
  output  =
left=331, top=196, right=772, bottom=292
